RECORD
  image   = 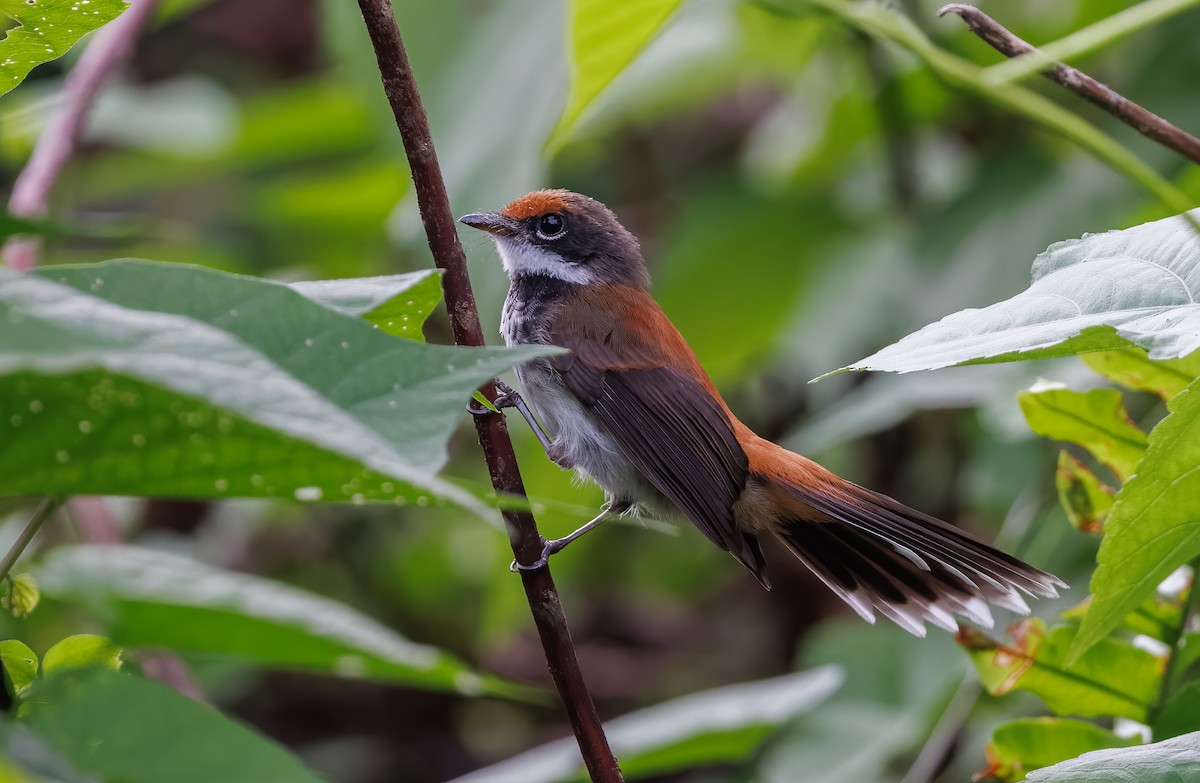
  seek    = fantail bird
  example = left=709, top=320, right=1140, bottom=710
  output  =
left=460, top=189, right=1064, bottom=636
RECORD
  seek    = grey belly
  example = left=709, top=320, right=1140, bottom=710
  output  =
left=515, top=359, right=669, bottom=514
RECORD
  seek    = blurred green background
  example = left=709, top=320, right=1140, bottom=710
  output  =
left=3, top=0, right=1197, bottom=780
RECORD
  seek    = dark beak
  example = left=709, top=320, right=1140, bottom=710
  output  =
left=459, top=212, right=518, bottom=237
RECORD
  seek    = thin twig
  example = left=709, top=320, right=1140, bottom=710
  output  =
left=0, top=497, right=62, bottom=583
left=939, top=4, right=1200, bottom=165
left=353, top=2, right=623, bottom=781
left=3, top=0, right=162, bottom=270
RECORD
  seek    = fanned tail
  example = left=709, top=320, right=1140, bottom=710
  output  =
left=765, top=474, right=1065, bottom=637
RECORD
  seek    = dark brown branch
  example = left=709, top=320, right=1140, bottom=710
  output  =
left=353, top=2, right=623, bottom=781
left=939, top=4, right=1200, bottom=165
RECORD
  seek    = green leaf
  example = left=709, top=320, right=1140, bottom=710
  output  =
left=25, top=668, right=326, bottom=783
left=290, top=270, right=443, bottom=341
left=1059, top=594, right=1184, bottom=642
left=0, top=640, right=38, bottom=700
left=1019, top=387, right=1147, bottom=482
left=1072, top=379, right=1200, bottom=663
left=447, top=667, right=844, bottom=783
left=958, top=620, right=1161, bottom=722
left=985, top=717, right=1138, bottom=782
left=831, top=210, right=1200, bottom=377
left=1026, top=730, right=1200, bottom=782
left=36, top=545, right=527, bottom=698
left=550, top=0, right=684, bottom=146
left=42, top=635, right=121, bottom=675
left=1055, top=452, right=1115, bottom=534
left=0, top=0, right=129, bottom=98
left=0, top=261, right=552, bottom=511
left=1153, top=681, right=1200, bottom=740
left=1083, top=348, right=1200, bottom=401
left=0, top=574, right=39, bottom=618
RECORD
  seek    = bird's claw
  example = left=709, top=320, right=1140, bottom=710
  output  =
left=466, top=379, right=521, bottom=416
left=509, top=537, right=563, bottom=573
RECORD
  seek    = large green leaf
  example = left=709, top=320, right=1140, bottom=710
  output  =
left=959, top=620, right=1161, bottom=722
left=1026, top=730, right=1200, bottom=782
left=0, top=261, right=550, bottom=510
left=0, top=0, right=129, bottom=98
left=984, top=717, right=1139, bottom=782
left=1071, top=379, right=1200, bottom=662
left=36, top=545, right=525, bottom=698
left=448, top=667, right=844, bottom=782
left=1018, top=387, right=1147, bottom=482
left=549, top=0, right=685, bottom=146
left=832, top=210, right=1200, bottom=376
left=25, top=669, right=327, bottom=783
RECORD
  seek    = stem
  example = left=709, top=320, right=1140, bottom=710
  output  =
left=3, top=0, right=163, bottom=271
left=1152, top=558, right=1200, bottom=719
left=939, top=4, right=1200, bottom=166
left=0, top=497, right=62, bottom=583
left=352, top=2, right=623, bottom=781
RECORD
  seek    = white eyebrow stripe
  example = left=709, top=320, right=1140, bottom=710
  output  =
left=494, top=238, right=594, bottom=285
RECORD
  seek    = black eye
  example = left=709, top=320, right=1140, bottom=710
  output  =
left=536, top=212, right=566, bottom=239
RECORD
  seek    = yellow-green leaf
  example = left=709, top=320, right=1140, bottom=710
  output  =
left=0, top=639, right=38, bottom=699
left=958, top=620, right=1161, bottom=722
left=1055, top=451, right=1115, bottom=534
left=1018, top=387, right=1147, bottom=482
left=983, top=717, right=1138, bottom=782
left=0, top=0, right=130, bottom=98
left=1083, top=348, right=1200, bottom=401
left=42, top=634, right=122, bottom=674
left=550, top=0, right=685, bottom=146
left=1071, top=379, right=1200, bottom=663
left=0, top=573, right=39, bottom=618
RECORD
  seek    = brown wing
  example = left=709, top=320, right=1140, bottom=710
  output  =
left=550, top=285, right=765, bottom=583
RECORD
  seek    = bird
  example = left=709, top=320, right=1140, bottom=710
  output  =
left=459, top=189, right=1064, bottom=636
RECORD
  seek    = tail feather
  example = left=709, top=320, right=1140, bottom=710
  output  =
left=767, top=476, right=1064, bottom=637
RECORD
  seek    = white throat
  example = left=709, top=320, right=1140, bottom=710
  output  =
left=494, top=238, right=594, bottom=285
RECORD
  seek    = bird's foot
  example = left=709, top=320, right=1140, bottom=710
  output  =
left=466, top=379, right=524, bottom=416
left=509, top=537, right=566, bottom=573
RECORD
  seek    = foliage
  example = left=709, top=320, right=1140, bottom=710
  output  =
left=35, top=545, right=526, bottom=697
left=1072, top=377, right=1200, bottom=660
left=0, top=261, right=549, bottom=510
left=0, top=0, right=129, bottom=97
left=837, top=208, right=1200, bottom=375
left=24, top=668, right=327, bottom=783
left=0, top=0, right=1199, bottom=780
left=1025, top=730, right=1200, bottom=782
left=450, top=667, right=844, bottom=782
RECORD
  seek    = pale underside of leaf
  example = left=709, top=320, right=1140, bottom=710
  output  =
left=448, top=666, right=844, bottom=783
left=1026, top=730, right=1200, bottom=782
left=830, top=210, right=1200, bottom=377
left=0, top=263, right=555, bottom=512
left=36, top=545, right=519, bottom=696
